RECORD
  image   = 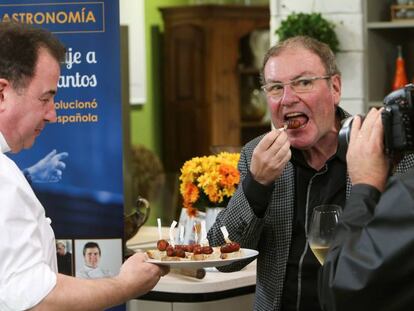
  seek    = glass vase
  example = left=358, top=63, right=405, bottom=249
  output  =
left=177, top=208, right=206, bottom=244
left=205, top=207, right=225, bottom=232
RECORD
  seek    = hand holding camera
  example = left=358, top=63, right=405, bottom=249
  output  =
left=339, top=84, right=414, bottom=191
left=346, top=109, right=389, bottom=192
left=340, top=84, right=414, bottom=157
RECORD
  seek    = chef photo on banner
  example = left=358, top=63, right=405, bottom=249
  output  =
left=74, top=239, right=122, bottom=280
left=56, top=239, right=73, bottom=276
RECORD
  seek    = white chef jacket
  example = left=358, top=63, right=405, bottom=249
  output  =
left=0, top=133, right=57, bottom=310
left=77, top=265, right=114, bottom=279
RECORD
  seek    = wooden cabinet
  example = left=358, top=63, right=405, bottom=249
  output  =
left=160, top=5, right=270, bottom=172
left=364, top=0, right=414, bottom=108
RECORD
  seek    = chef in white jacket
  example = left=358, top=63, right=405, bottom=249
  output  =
left=0, top=22, right=168, bottom=311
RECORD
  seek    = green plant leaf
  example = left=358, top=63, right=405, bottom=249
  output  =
left=275, top=12, right=339, bottom=54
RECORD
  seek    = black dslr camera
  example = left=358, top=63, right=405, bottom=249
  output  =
left=338, top=84, right=414, bottom=158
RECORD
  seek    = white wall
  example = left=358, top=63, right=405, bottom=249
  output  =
left=120, top=0, right=146, bottom=104
left=270, top=0, right=365, bottom=115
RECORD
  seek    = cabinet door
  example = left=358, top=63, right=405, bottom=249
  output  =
left=161, top=5, right=270, bottom=172
left=163, top=25, right=208, bottom=171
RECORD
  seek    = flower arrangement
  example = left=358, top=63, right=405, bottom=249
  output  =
left=179, top=152, right=240, bottom=217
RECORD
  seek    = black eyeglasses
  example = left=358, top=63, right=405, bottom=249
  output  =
left=261, top=75, right=331, bottom=101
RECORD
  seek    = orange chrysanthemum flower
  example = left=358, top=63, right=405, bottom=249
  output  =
left=179, top=152, right=240, bottom=216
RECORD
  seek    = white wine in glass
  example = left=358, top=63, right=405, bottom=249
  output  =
left=308, top=204, right=342, bottom=265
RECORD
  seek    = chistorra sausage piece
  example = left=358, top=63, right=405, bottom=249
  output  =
left=220, top=242, right=241, bottom=253
left=285, top=119, right=302, bottom=129
left=157, top=239, right=169, bottom=251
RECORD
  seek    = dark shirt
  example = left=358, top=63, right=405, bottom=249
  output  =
left=243, top=147, right=347, bottom=311
left=281, top=149, right=346, bottom=311
left=57, top=252, right=73, bottom=276
left=319, top=170, right=414, bottom=311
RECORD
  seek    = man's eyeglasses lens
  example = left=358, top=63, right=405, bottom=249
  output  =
left=262, top=76, right=331, bottom=100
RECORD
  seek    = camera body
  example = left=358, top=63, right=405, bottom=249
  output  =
left=338, top=84, right=414, bottom=157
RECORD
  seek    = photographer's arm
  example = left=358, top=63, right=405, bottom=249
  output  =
left=319, top=175, right=414, bottom=311
left=318, top=109, right=414, bottom=310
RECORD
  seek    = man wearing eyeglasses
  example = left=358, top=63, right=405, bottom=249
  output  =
left=207, top=36, right=414, bottom=311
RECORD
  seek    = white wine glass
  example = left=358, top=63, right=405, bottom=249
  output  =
left=308, top=204, right=342, bottom=265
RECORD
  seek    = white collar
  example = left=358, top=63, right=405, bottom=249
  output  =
left=0, top=132, right=11, bottom=153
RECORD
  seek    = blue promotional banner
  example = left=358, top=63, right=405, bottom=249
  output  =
left=0, top=1, right=125, bottom=309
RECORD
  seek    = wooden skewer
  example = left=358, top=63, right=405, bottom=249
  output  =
left=277, top=124, right=288, bottom=131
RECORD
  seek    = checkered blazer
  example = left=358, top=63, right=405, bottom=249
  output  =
left=207, top=132, right=414, bottom=311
